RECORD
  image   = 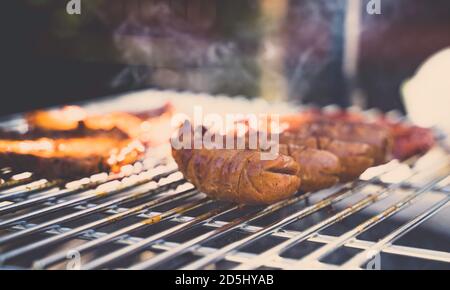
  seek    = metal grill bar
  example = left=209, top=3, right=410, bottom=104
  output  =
left=0, top=163, right=178, bottom=230
left=0, top=146, right=449, bottom=270
left=0, top=175, right=36, bottom=199
left=0, top=175, right=191, bottom=264
left=84, top=190, right=315, bottom=269
left=9, top=213, right=450, bottom=266
left=178, top=161, right=417, bottom=270
left=231, top=159, right=449, bottom=270
left=343, top=197, right=450, bottom=268
left=81, top=204, right=239, bottom=270
left=0, top=160, right=170, bottom=215
left=128, top=191, right=320, bottom=269
left=33, top=196, right=213, bottom=269
left=293, top=173, right=449, bottom=268
left=0, top=179, right=62, bottom=204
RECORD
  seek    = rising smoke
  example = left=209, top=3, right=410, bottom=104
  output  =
left=107, top=0, right=348, bottom=103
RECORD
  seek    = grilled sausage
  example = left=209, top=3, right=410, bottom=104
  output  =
left=171, top=123, right=341, bottom=204
left=279, top=143, right=341, bottom=192
left=298, top=121, right=393, bottom=165
left=280, top=133, right=374, bottom=181
left=172, top=147, right=301, bottom=205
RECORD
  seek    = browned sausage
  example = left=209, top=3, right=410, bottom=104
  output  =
left=280, top=133, right=374, bottom=181
left=279, top=143, right=341, bottom=192
left=284, top=119, right=393, bottom=165
left=171, top=123, right=341, bottom=204
left=172, top=147, right=301, bottom=205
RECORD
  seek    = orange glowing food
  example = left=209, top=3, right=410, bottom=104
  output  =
left=26, top=103, right=174, bottom=146
left=0, top=137, right=144, bottom=178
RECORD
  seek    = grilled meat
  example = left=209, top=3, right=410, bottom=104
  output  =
left=375, top=119, right=435, bottom=160
left=236, top=114, right=390, bottom=180
left=26, top=103, right=174, bottom=145
left=0, top=103, right=174, bottom=179
left=281, top=117, right=393, bottom=165
left=171, top=123, right=341, bottom=204
left=279, top=143, right=341, bottom=192
left=280, top=133, right=375, bottom=181
left=0, top=137, right=144, bottom=179
left=291, top=110, right=435, bottom=160
left=0, top=124, right=130, bottom=141
left=172, top=146, right=301, bottom=205
left=25, top=106, right=87, bottom=132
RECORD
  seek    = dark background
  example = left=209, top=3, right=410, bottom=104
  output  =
left=2, top=0, right=450, bottom=116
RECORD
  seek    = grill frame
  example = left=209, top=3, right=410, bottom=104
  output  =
left=0, top=92, right=449, bottom=270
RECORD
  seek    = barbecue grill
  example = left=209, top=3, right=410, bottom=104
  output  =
left=0, top=90, right=449, bottom=270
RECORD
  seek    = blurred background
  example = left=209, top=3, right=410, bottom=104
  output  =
left=2, top=0, right=450, bottom=116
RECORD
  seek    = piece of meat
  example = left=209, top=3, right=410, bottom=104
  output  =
left=0, top=103, right=173, bottom=179
left=172, top=147, right=301, bottom=205
left=280, top=133, right=374, bottom=181
left=375, top=119, right=435, bottom=160
left=26, top=103, right=174, bottom=145
left=298, top=110, right=435, bottom=160
left=202, top=122, right=342, bottom=192
left=171, top=123, right=301, bottom=204
left=205, top=123, right=341, bottom=192
left=0, top=124, right=130, bottom=141
left=0, top=137, right=144, bottom=179
left=390, top=125, right=435, bottom=160
left=282, top=117, right=393, bottom=165
left=25, top=106, right=87, bottom=131
left=279, top=143, right=341, bottom=192
left=232, top=119, right=363, bottom=183
left=171, top=123, right=341, bottom=204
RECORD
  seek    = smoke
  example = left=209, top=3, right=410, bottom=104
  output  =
left=283, top=0, right=347, bottom=102
left=107, top=0, right=348, bottom=102
left=109, top=1, right=259, bottom=96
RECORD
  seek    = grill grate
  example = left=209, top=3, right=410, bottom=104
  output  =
left=0, top=99, right=449, bottom=270
left=0, top=146, right=449, bottom=270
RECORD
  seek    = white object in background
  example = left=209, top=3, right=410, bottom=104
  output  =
left=402, top=48, right=450, bottom=134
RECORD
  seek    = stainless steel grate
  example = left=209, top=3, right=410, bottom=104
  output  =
left=0, top=107, right=449, bottom=270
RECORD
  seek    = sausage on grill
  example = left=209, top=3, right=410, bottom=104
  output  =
left=278, top=143, right=341, bottom=192
left=172, top=147, right=301, bottom=205
left=282, top=118, right=393, bottom=165
left=280, top=133, right=374, bottom=181
left=171, top=123, right=341, bottom=204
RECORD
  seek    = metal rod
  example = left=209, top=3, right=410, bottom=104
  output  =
left=0, top=187, right=81, bottom=216
left=343, top=196, right=450, bottom=269
left=0, top=163, right=178, bottom=215
left=181, top=162, right=412, bottom=270
left=0, top=176, right=35, bottom=196
left=131, top=188, right=354, bottom=270
left=0, top=166, right=179, bottom=229
left=294, top=170, right=450, bottom=267
left=0, top=180, right=62, bottom=203
left=0, top=174, right=185, bottom=245
left=82, top=204, right=239, bottom=270
left=233, top=162, right=449, bottom=270
left=0, top=186, right=198, bottom=264
left=33, top=197, right=212, bottom=269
